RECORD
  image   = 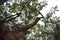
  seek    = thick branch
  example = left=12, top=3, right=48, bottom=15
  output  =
left=13, top=17, right=44, bottom=40
left=14, top=11, right=44, bottom=39
left=16, top=10, right=44, bottom=32
left=16, top=17, right=44, bottom=32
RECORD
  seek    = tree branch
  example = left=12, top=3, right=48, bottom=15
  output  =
left=16, top=17, right=44, bottom=32
left=13, top=17, right=44, bottom=40
left=2, top=13, right=22, bottom=23
left=37, top=10, right=44, bottom=18
left=16, top=10, right=44, bottom=32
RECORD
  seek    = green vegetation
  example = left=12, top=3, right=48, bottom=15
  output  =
left=0, top=0, right=60, bottom=40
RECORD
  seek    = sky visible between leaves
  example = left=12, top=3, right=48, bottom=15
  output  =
left=40, top=0, right=60, bottom=17
left=38, top=0, right=60, bottom=25
left=9, top=0, right=60, bottom=17
left=7, top=0, right=60, bottom=24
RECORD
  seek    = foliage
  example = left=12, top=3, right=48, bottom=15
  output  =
left=0, top=0, right=47, bottom=40
left=0, top=0, right=47, bottom=31
left=0, top=0, right=60, bottom=40
left=26, top=6, right=60, bottom=40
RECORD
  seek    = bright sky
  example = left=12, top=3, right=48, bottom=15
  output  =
left=40, top=0, right=60, bottom=17
left=38, top=0, right=60, bottom=25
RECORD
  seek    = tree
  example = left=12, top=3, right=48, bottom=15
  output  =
left=0, top=0, right=46, bottom=40
left=0, top=0, right=60, bottom=40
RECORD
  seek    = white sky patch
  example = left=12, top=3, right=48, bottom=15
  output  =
left=38, top=0, right=60, bottom=24
left=38, top=0, right=44, bottom=2
left=40, top=0, right=60, bottom=17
